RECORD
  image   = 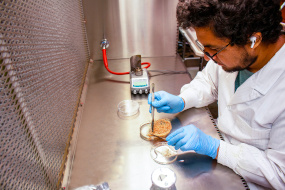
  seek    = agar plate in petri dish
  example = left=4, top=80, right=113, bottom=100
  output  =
left=117, top=100, right=139, bottom=117
left=150, top=142, right=177, bottom=164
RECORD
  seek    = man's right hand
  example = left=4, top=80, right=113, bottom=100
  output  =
left=148, top=91, right=184, bottom=114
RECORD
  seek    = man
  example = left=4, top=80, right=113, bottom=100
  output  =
left=148, top=0, right=285, bottom=189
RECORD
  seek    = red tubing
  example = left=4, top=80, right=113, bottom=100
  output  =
left=102, top=49, right=151, bottom=75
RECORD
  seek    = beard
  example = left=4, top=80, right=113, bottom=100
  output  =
left=220, top=50, right=257, bottom=73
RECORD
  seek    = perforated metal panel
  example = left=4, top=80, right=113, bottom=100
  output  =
left=0, top=0, right=89, bottom=189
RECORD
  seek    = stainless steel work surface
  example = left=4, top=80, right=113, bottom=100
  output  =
left=68, top=56, right=246, bottom=190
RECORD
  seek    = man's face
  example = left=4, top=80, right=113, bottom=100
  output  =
left=195, top=27, right=257, bottom=72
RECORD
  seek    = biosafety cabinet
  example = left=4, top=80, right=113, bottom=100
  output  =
left=0, top=0, right=251, bottom=189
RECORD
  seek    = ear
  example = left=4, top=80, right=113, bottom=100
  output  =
left=248, top=32, right=262, bottom=49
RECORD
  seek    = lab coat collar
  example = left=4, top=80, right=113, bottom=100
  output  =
left=253, top=43, right=285, bottom=94
left=228, top=43, right=285, bottom=106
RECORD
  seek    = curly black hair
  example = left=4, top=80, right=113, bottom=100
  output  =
left=177, top=0, right=283, bottom=45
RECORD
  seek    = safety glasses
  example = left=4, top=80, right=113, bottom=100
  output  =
left=195, top=40, right=232, bottom=62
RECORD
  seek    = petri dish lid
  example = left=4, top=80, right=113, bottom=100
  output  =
left=117, top=100, right=139, bottom=117
left=150, top=142, right=177, bottom=165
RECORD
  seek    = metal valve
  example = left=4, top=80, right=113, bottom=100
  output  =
left=101, top=39, right=109, bottom=49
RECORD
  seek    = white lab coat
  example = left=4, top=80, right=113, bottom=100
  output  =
left=179, top=44, right=285, bottom=189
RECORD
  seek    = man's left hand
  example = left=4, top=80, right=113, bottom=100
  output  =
left=166, top=124, right=220, bottom=159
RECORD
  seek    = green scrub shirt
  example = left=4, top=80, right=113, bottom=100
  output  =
left=235, top=69, right=254, bottom=92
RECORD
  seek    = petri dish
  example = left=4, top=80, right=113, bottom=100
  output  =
left=140, top=122, right=156, bottom=141
left=151, top=168, right=176, bottom=189
left=140, top=121, right=170, bottom=141
left=150, top=142, right=177, bottom=164
left=140, top=122, right=167, bottom=141
left=117, top=100, right=139, bottom=117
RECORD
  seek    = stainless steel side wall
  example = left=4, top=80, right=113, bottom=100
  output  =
left=82, top=0, right=178, bottom=60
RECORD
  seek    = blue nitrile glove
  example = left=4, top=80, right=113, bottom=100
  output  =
left=148, top=91, right=184, bottom=114
left=166, top=124, right=220, bottom=159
